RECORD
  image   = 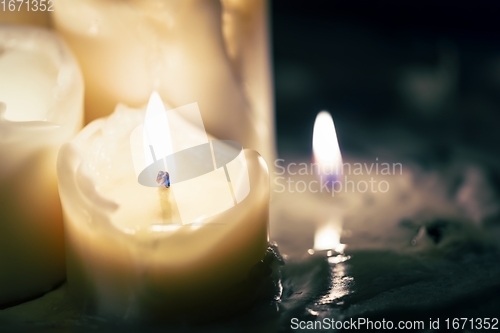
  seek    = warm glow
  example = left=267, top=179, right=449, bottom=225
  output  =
left=313, top=222, right=346, bottom=253
left=312, top=111, right=342, bottom=179
left=143, top=91, right=173, bottom=166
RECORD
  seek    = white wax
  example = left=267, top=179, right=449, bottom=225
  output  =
left=0, top=26, right=83, bottom=306
left=0, top=49, right=56, bottom=121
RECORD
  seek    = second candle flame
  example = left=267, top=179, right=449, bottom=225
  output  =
left=312, top=111, right=343, bottom=182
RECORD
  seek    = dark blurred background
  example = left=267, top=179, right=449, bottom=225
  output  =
left=272, top=0, right=500, bottom=161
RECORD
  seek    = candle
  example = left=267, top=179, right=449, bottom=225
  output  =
left=51, top=0, right=275, bottom=166
left=57, top=94, right=270, bottom=320
left=0, top=26, right=83, bottom=305
left=310, top=111, right=346, bottom=257
left=271, top=111, right=344, bottom=257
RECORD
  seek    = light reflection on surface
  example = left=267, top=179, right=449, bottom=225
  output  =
left=328, top=254, right=351, bottom=265
left=318, top=262, right=353, bottom=305
left=307, top=308, right=319, bottom=316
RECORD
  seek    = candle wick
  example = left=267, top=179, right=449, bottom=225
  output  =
left=156, top=171, right=170, bottom=188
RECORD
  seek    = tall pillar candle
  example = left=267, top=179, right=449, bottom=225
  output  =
left=51, top=0, right=275, bottom=166
left=0, top=26, right=83, bottom=305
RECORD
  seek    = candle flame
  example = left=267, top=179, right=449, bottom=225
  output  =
left=312, top=111, right=342, bottom=180
left=143, top=92, right=173, bottom=166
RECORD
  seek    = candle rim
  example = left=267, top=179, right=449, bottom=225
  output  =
left=0, top=26, right=83, bottom=139
left=58, top=106, right=270, bottom=241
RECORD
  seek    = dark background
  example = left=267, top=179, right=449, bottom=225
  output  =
left=272, top=0, right=500, bottom=161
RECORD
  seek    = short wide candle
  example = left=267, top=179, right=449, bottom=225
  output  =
left=57, top=101, right=270, bottom=320
left=0, top=26, right=83, bottom=305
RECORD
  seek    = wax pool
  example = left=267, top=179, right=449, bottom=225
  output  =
left=0, top=26, right=83, bottom=305
left=57, top=105, right=270, bottom=320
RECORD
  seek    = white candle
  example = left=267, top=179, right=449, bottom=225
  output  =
left=0, top=26, right=83, bottom=305
left=51, top=0, right=275, bottom=166
left=57, top=96, right=269, bottom=320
